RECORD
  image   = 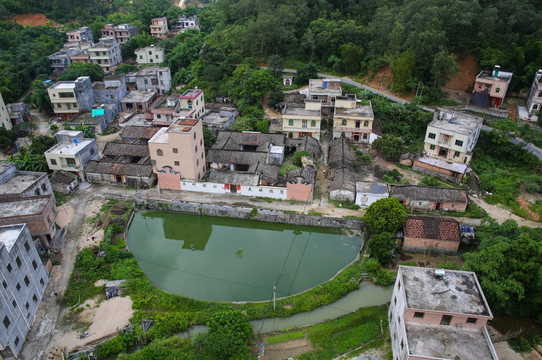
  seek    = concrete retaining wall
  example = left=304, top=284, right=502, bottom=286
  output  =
left=104, top=193, right=364, bottom=230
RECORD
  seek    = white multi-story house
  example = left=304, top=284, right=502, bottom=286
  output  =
left=45, top=131, right=99, bottom=181
left=423, top=109, right=483, bottom=165
left=526, top=69, right=542, bottom=115
left=135, top=45, right=165, bottom=65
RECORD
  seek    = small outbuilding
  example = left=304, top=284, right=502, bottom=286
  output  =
left=403, top=216, right=461, bottom=254
left=355, top=182, right=388, bottom=207
left=50, top=170, right=79, bottom=195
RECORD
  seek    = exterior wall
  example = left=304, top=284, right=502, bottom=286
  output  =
left=423, top=123, right=482, bottom=165
left=389, top=276, right=410, bottom=360
left=403, top=236, right=460, bottom=254
left=179, top=91, right=205, bottom=118
left=286, top=180, right=313, bottom=201
left=150, top=18, right=168, bottom=37
left=150, top=122, right=206, bottom=181
left=135, top=68, right=171, bottom=94
left=89, top=42, right=122, bottom=72
left=178, top=180, right=288, bottom=199
left=473, top=78, right=508, bottom=99
left=181, top=180, right=225, bottom=194
left=0, top=93, right=12, bottom=130
left=0, top=225, right=49, bottom=357
left=401, top=199, right=467, bottom=213
left=47, top=87, right=78, bottom=117
left=0, top=198, right=57, bottom=240
left=329, top=189, right=355, bottom=202
left=282, top=115, right=321, bottom=141
left=157, top=173, right=181, bottom=190
left=402, top=309, right=489, bottom=330
left=45, top=142, right=99, bottom=180
left=86, top=173, right=155, bottom=188
left=0, top=163, right=16, bottom=184
left=135, top=47, right=165, bottom=65
left=355, top=193, right=387, bottom=207
left=240, top=185, right=287, bottom=199
left=50, top=179, right=78, bottom=195
left=10, top=173, right=53, bottom=199
left=526, top=73, right=542, bottom=114
left=412, top=160, right=463, bottom=184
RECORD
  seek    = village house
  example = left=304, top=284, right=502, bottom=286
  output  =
left=526, top=69, right=542, bottom=115
left=177, top=88, right=205, bottom=119
left=471, top=65, right=513, bottom=108
left=100, top=24, right=139, bottom=44
left=65, top=103, right=118, bottom=134
left=66, top=27, right=94, bottom=43
left=47, top=76, right=95, bottom=121
left=151, top=94, right=180, bottom=127
left=282, top=100, right=322, bottom=140
left=283, top=75, right=293, bottom=87
left=45, top=131, right=99, bottom=181
left=201, top=103, right=237, bottom=132
left=422, top=109, right=483, bottom=166
left=286, top=167, right=317, bottom=201
left=0, top=195, right=58, bottom=248
left=328, top=137, right=359, bottom=201
left=48, top=47, right=83, bottom=72
left=176, top=16, right=199, bottom=31
left=6, top=102, right=30, bottom=127
left=402, top=216, right=461, bottom=254
left=389, top=266, right=498, bottom=360
left=120, top=125, right=160, bottom=145
left=0, top=93, right=10, bottom=130
left=390, top=185, right=468, bottom=213
left=0, top=162, right=53, bottom=200
left=88, top=38, right=122, bottom=73
left=355, top=182, right=388, bottom=207
left=0, top=224, right=49, bottom=358
left=120, top=90, right=158, bottom=113
left=307, top=78, right=342, bottom=116
left=135, top=45, right=165, bottom=65
left=285, top=135, right=321, bottom=158
left=333, top=95, right=375, bottom=143
left=49, top=170, right=79, bottom=195
left=149, top=118, right=206, bottom=189
left=150, top=17, right=169, bottom=38
left=135, top=66, right=171, bottom=95
left=69, top=50, right=91, bottom=65
left=92, top=74, right=128, bottom=112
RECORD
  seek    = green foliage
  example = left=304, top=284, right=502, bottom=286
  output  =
left=279, top=163, right=300, bottom=176
left=355, top=151, right=372, bottom=165
left=368, top=232, right=395, bottom=265
left=492, top=117, right=519, bottom=144
left=29, top=134, right=57, bottom=154
left=202, top=126, right=216, bottom=149
left=292, top=150, right=310, bottom=167
left=114, top=64, right=139, bottom=75
left=0, top=127, right=17, bottom=149
left=121, top=33, right=157, bottom=61
left=49, top=124, right=59, bottom=132
left=59, top=63, right=104, bottom=82
left=391, top=50, right=416, bottom=93
left=266, top=331, right=304, bottom=344
left=117, top=336, right=197, bottom=360
left=267, top=54, right=284, bottom=78
left=462, top=219, right=542, bottom=315
left=380, top=169, right=409, bottom=184
left=54, top=192, right=67, bottom=206
left=96, top=331, right=135, bottom=359
left=364, top=198, right=407, bottom=234
left=340, top=42, right=364, bottom=74
left=418, top=175, right=440, bottom=187
left=295, top=63, right=318, bottom=85
left=204, top=310, right=254, bottom=360
left=250, top=208, right=257, bottom=218
left=28, top=80, right=54, bottom=114
left=372, top=135, right=403, bottom=161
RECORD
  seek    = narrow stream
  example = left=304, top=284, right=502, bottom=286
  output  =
left=179, top=284, right=392, bottom=337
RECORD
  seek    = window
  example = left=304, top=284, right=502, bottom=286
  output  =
left=440, top=315, right=452, bottom=325
left=35, top=189, right=40, bottom=196
left=195, top=146, right=198, bottom=153
left=414, top=312, right=424, bottom=319
left=428, top=133, right=436, bottom=139
left=41, top=184, right=47, bottom=192
left=174, top=161, right=180, bottom=166
left=289, top=119, right=293, bottom=126
left=311, top=120, right=316, bottom=127
left=155, top=55, right=159, bottom=59
left=16, top=257, right=21, bottom=268
left=200, top=139, right=203, bottom=146
left=400, top=340, right=404, bottom=349
left=52, top=207, right=56, bottom=215
left=466, top=317, right=477, bottom=324
left=32, top=260, right=37, bottom=270
left=25, top=302, right=29, bottom=310
left=364, top=121, right=369, bottom=127
left=47, top=216, right=51, bottom=225
left=201, top=153, right=203, bottom=159
left=196, top=159, right=199, bottom=166
left=455, top=140, right=463, bottom=146
left=24, top=276, right=29, bottom=286
left=478, top=84, right=482, bottom=89
left=7, top=263, right=12, bottom=272
left=363, top=133, right=368, bottom=140
left=454, top=151, right=460, bottom=157
left=188, top=100, right=192, bottom=109
left=173, top=148, right=178, bottom=153
left=50, top=159, right=57, bottom=166
left=16, top=283, right=21, bottom=292
left=495, top=87, right=500, bottom=93
left=302, top=120, right=307, bottom=128
left=3, top=316, right=10, bottom=329
left=24, top=241, right=30, bottom=252
left=32, top=294, right=37, bottom=303
left=139, top=55, right=143, bottom=59
left=157, top=149, right=163, bottom=156
left=14, top=337, right=19, bottom=346
left=394, top=297, right=397, bottom=305
left=90, top=148, right=95, bottom=155
left=341, top=119, right=347, bottom=126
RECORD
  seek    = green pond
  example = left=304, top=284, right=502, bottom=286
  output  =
left=127, top=211, right=361, bottom=302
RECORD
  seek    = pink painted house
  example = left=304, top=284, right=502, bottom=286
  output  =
left=287, top=167, right=316, bottom=201
left=389, top=266, right=498, bottom=360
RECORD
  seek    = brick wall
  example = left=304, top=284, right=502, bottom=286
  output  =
left=158, top=173, right=181, bottom=190
left=403, top=236, right=459, bottom=253
left=403, top=309, right=488, bottom=330
left=440, top=201, right=467, bottom=212
left=413, top=160, right=463, bottom=184
left=0, top=197, right=57, bottom=237
left=287, top=180, right=313, bottom=201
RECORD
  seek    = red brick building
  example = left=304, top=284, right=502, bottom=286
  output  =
left=403, top=216, right=461, bottom=254
left=390, top=185, right=468, bottom=213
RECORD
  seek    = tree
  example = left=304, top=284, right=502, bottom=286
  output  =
left=28, top=135, right=57, bottom=154
left=430, top=50, right=459, bottom=89
left=268, top=54, right=284, bottom=78
left=391, top=50, right=416, bottom=93
left=364, top=198, right=407, bottom=234
left=203, top=126, right=216, bottom=149
left=74, top=122, right=97, bottom=138
left=27, top=80, right=53, bottom=114
left=114, top=64, right=138, bottom=75
left=204, top=310, right=254, bottom=360
left=59, top=63, right=104, bottom=82
left=340, top=42, right=364, bottom=74
left=295, top=63, right=318, bottom=85
left=241, top=69, right=276, bottom=104
left=371, top=135, right=403, bottom=161
left=0, top=127, right=17, bottom=149
left=368, top=232, right=395, bottom=265
left=492, top=117, right=518, bottom=144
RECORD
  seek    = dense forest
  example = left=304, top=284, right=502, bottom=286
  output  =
left=1, top=0, right=542, bottom=104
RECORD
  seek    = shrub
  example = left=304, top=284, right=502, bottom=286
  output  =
left=292, top=150, right=310, bottom=167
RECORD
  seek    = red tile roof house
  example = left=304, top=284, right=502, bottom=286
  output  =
left=403, top=216, right=461, bottom=254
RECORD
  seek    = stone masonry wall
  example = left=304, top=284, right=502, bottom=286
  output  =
left=105, top=193, right=364, bottom=230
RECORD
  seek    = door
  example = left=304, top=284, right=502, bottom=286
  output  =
left=440, top=315, right=452, bottom=325
left=436, top=202, right=441, bottom=210
left=353, top=133, right=360, bottom=142
left=230, top=184, right=237, bottom=193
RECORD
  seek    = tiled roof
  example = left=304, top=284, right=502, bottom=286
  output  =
left=390, top=185, right=468, bottom=203
left=404, top=216, right=460, bottom=242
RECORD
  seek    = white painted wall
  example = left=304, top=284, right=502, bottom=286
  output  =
left=240, top=185, right=287, bottom=199
left=179, top=180, right=288, bottom=199
left=181, top=180, right=226, bottom=194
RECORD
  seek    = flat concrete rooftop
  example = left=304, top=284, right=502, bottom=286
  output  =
left=283, top=104, right=321, bottom=117
left=121, top=90, right=156, bottom=103
left=406, top=323, right=495, bottom=360
left=0, top=174, right=43, bottom=195
left=50, top=82, right=75, bottom=89
left=0, top=225, right=24, bottom=252
left=137, top=66, right=168, bottom=76
left=0, top=196, right=50, bottom=218
left=336, top=104, right=374, bottom=118
left=400, top=266, right=491, bottom=316
left=46, top=139, right=95, bottom=155
left=180, top=89, right=202, bottom=98
left=429, top=110, right=483, bottom=135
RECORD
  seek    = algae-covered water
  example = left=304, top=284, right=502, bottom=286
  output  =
left=127, top=211, right=361, bottom=302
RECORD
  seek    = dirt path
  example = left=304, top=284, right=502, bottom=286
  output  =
left=261, top=336, right=313, bottom=360
left=470, top=197, right=542, bottom=227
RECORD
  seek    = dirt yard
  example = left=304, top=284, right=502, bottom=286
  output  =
left=14, top=13, right=57, bottom=27
left=261, top=336, right=313, bottom=360
left=445, top=55, right=480, bottom=93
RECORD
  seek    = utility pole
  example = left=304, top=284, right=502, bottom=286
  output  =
left=273, top=285, right=276, bottom=310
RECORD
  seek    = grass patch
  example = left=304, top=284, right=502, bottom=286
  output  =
left=344, top=215, right=363, bottom=220
left=280, top=162, right=300, bottom=176
left=328, top=198, right=361, bottom=210
left=308, top=211, right=324, bottom=216
left=400, top=261, right=417, bottom=267
left=54, top=192, right=67, bottom=206
left=266, top=331, right=304, bottom=344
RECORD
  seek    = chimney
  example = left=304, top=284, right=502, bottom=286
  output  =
left=493, top=65, right=501, bottom=77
